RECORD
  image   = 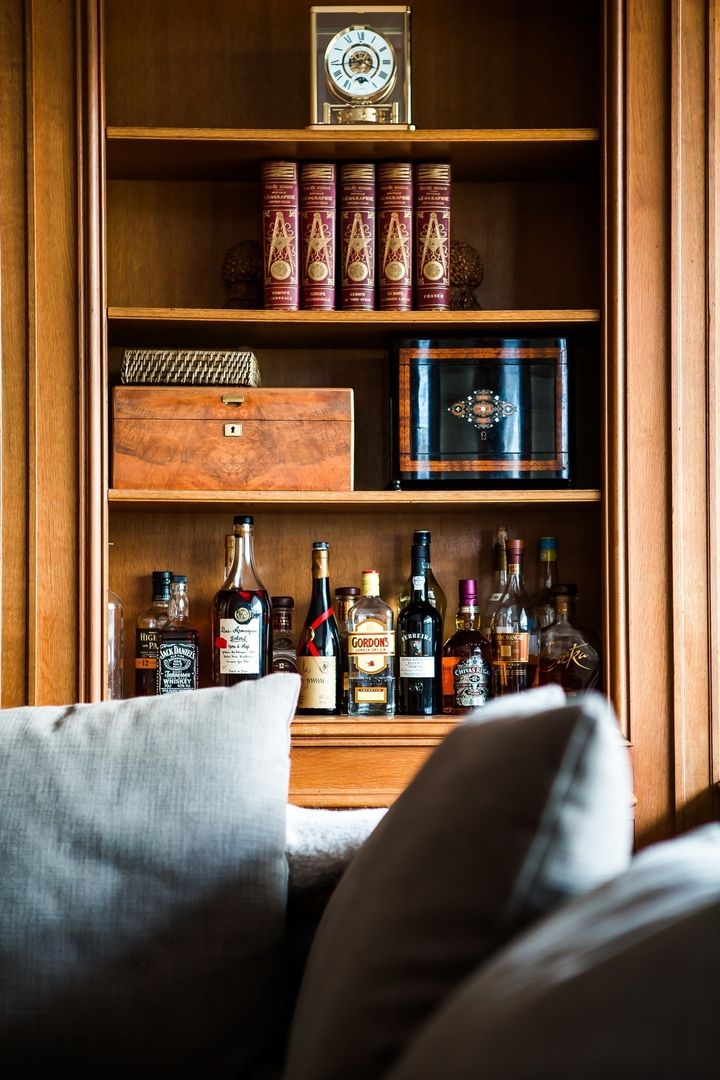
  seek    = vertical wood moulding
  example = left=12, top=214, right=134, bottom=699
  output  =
left=670, top=0, right=713, bottom=830
left=25, top=0, right=81, bottom=704
left=625, top=0, right=674, bottom=843
left=0, top=0, right=29, bottom=706
left=77, top=0, right=106, bottom=702
left=602, top=0, right=630, bottom=734
left=708, top=0, right=720, bottom=810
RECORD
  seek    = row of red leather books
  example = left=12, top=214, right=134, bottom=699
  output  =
left=261, top=160, right=451, bottom=312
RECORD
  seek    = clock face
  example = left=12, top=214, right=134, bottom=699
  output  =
left=324, top=24, right=397, bottom=102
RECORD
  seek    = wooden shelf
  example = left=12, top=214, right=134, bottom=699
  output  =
left=107, top=306, right=600, bottom=348
left=108, top=489, right=601, bottom=512
left=106, top=126, right=600, bottom=182
left=292, top=715, right=458, bottom=737
left=290, top=713, right=459, bottom=808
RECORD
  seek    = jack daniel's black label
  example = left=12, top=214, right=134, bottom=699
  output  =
left=157, top=640, right=199, bottom=694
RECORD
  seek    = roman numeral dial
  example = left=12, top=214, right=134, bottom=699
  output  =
left=324, top=23, right=397, bottom=102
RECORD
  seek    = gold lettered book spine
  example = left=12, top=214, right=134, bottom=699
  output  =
left=262, top=161, right=300, bottom=311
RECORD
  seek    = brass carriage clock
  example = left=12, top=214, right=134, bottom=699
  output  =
left=310, top=6, right=412, bottom=128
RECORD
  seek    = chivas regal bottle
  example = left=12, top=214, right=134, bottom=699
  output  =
left=442, top=579, right=492, bottom=714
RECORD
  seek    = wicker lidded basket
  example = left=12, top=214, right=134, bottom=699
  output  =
left=120, top=348, right=261, bottom=387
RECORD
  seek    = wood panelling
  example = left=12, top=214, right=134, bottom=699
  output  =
left=0, top=0, right=28, bottom=706
left=25, top=0, right=81, bottom=704
left=710, top=0, right=720, bottom=811
left=670, top=0, right=713, bottom=830
left=625, top=0, right=674, bottom=843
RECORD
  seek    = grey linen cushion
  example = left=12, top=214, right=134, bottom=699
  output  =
left=285, top=687, right=633, bottom=1080
left=0, top=674, right=299, bottom=1078
left=389, top=824, right=720, bottom=1080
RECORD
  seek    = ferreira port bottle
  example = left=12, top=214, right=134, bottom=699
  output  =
left=212, top=515, right=272, bottom=685
left=398, top=529, right=447, bottom=627
left=157, top=575, right=200, bottom=694
left=347, top=570, right=395, bottom=717
left=134, top=569, right=172, bottom=696
left=297, top=541, right=342, bottom=714
left=490, top=539, right=539, bottom=696
left=397, top=543, right=442, bottom=715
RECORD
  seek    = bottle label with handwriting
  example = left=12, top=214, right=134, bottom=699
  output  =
left=298, top=656, right=337, bottom=709
left=218, top=614, right=261, bottom=674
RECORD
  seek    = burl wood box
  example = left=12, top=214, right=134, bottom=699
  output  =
left=393, top=337, right=570, bottom=485
left=112, top=386, right=354, bottom=491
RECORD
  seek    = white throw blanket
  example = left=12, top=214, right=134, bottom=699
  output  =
left=286, top=805, right=387, bottom=892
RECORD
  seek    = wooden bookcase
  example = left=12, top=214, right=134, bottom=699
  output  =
left=100, top=0, right=604, bottom=806
left=4, top=0, right=717, bottom=836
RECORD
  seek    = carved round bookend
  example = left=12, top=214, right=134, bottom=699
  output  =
left=449, top=241, right=484, bottom=310
left=221, top=240, right=263, bottom=309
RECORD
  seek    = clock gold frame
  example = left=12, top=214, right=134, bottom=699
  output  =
left=309, top=5, right=413, bottom=129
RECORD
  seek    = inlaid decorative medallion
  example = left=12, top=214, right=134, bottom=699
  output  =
left=448, top=389, right=517, bottom=439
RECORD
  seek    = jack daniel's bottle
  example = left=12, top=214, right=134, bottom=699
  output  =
left=157, top=575, right=200, bottom=694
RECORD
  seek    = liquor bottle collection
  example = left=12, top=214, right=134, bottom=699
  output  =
left=128, top=516, right=600, bottom=712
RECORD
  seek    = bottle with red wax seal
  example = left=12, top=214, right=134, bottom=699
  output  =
left=211, top=515, right=272, bottom=686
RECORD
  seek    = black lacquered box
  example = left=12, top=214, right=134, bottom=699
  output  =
left=392, top=338, right=570, bottom=485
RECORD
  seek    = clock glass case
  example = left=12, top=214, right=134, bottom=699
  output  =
left=310, top=5, right=412, bottom=127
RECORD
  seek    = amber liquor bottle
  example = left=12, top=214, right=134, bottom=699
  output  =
left=135, top=569, right=172, bottom=696
left=157, top=575, right=200, bottom=694
left=442, top=578, right=492, bottom=713
left=212, top=515, right=272, bottom=685
left=297, top=541, right=343, bottom=714
left=490, top=539, right=540, bottom=696
left=539, top=584, right=600, bottom=695
left=480, top=525, right=509, bottom=639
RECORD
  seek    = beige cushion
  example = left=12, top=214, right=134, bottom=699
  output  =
left=285, top=688, right=633, bottom=1080
left=390, top=825, right=720, bottom=1080
left=0, top=674, right=299, bottom=1078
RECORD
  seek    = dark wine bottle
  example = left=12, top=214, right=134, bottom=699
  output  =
left=297, top=541, right=342, bottom=715
left=211, top=514, right=272, bottom=686
left=397, top=543, right=443, bottom=715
